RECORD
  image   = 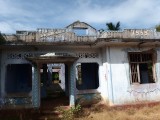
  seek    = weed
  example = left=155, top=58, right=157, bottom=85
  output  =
left=57, top=104, right=81, bottom=120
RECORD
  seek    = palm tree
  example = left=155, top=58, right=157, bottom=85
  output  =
left=99, top=21, right=121, bottom=33
left=106, top=21, right=120, bottom=31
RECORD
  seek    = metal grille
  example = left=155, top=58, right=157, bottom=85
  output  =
left=129, top=52, right=152, bottom=63
left=130, top=63, right=139, bottom=83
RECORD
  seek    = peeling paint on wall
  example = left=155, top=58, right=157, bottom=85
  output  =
left=76, top=93, right=101, bottom=105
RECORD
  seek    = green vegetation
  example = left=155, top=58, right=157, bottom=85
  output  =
left=0, top=33, right=6, bottom=45
left=52, top=72, right=59, bottom=80
left=156, top=24, right=160, bottom=32
left=106, top=21, right=121, bottom=31
left=57, top=104, right=81, bottom=120
left=99, top=21, right=121, bottom=33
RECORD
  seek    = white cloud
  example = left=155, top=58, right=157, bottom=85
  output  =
left=0, top=0, right=160, bottom=33
left=66, top=0, right=160, bottom=29
left=0, top=21, right=36, bottom=33
left=0, top=22, right=12, bottom=33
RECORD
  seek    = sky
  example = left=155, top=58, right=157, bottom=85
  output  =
left=0, top=0, right=160, bottom=33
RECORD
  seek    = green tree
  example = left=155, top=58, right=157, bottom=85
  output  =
left=0, top=33, right=6, bottom=45
left=99, top=21, right=121, bottom=33
left=156, top=24, right=160, bottom=32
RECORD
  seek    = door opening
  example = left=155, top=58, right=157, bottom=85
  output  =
left=40, top=63, right=69, bottom=106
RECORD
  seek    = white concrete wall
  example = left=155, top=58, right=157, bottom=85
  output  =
left=99, top=47, right=109, bottom=102
left=75, top=49, right=103, bottom=94
left=106, top=46, right=160, bottom=105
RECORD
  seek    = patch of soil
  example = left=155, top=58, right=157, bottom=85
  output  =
left=0, top=94, right=69, bottom=120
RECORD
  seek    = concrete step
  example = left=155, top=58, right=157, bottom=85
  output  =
left=38, top=115, right=62, bottom=120
left=41, top=110, right=60, bottom=115
left=37, top=109, right=63, bottom=120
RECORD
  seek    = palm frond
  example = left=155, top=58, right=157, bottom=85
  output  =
left=106, top=21, right=120, bottom=31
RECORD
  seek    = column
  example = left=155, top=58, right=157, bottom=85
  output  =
left=32, top=63, right=40, bottom=108
left=0, top=51, right=1, bottom=98
left=69, top=62, right=76, bottom=107
left=65, top=64, right=69, bottom=96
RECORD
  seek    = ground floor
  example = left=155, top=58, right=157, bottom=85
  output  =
left=1, top=46, right=160, bottom=108
left=0, top=47, right=102, bottom=108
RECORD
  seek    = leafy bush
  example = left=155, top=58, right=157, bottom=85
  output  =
left=57, top=104, right=81, bottom=120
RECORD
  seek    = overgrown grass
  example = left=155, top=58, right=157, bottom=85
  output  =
left=1, top=103, right=160, bottom=120
left=77, top=103, right=160, bottom=120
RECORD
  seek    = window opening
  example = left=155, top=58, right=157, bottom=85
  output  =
left=73, top=29, right=87, bottom=36
left=5, top=64, right=32, bottom=95
left=52, top=67, right=60, bottom=84
left=129, top=52, right=155, bottom=84
left=76, top=63, right=99, bottom=90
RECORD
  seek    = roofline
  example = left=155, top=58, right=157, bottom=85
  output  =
left=66, top=21, right=97, bottom=30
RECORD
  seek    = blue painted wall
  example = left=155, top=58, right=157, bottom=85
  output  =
left=5, top=64, right=32, bottom=94
left=77, top=63, right=99, bottom=90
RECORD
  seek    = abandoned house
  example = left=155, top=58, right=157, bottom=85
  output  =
left=1, top=21, right=160, bottom=109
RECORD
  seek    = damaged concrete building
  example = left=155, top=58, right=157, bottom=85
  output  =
left=0, top=21, right=160, bottom=108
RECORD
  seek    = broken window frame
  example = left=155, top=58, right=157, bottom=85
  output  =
left=128, top=51, right=156, bottom=84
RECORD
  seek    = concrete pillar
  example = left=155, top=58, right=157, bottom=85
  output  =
left=0, top=51, right=1, bottom=97
left=69, top=62, right=76, bottom=107
left=32, top=63, right=40, bottom=108
left=65, top=64, right=69, bottom=96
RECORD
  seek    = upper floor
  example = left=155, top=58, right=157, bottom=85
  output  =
left=1, top=21, right=160, bottom=44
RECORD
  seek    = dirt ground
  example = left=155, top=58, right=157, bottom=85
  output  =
left=76, top=102, right=160, bottom=120
left=1, top=96, right=160, bottom=120
left=0, top=93, right=69, bottom=120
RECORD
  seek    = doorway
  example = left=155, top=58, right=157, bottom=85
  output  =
left=39, top=63, right=69, bottom=107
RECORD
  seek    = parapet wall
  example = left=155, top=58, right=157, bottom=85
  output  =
left=2, top=29, right=160, bottom=43
left=100, top=29, right=160, bottom=39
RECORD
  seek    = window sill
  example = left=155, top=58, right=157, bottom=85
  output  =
left=5, top=93, right=31, bottom=98
left=77, top=89, right=100, bottom=95
left=131, top=82, right=156, bottom=86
